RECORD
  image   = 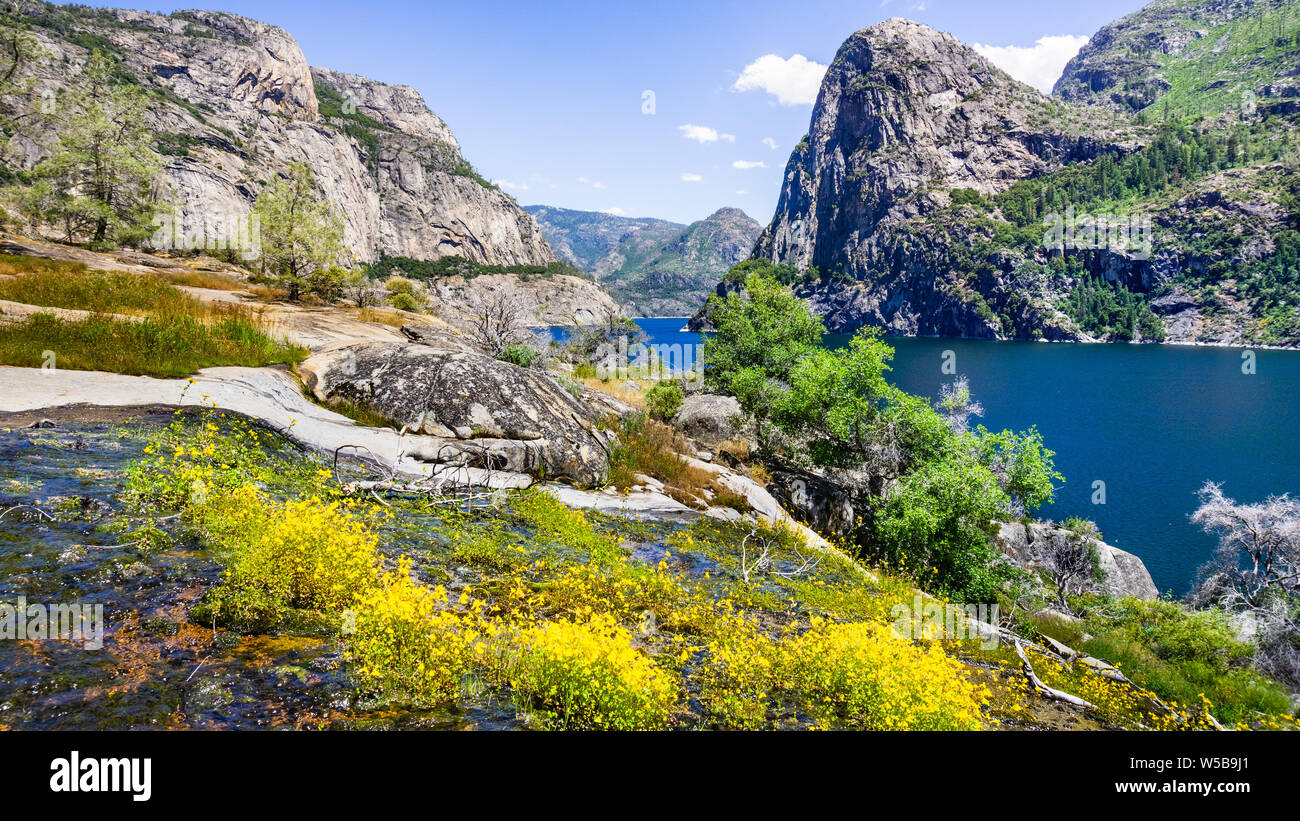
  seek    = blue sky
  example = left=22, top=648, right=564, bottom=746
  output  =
left=74, top=0, right=1149, bottom=224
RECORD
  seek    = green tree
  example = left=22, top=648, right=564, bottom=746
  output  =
left=701, top=272, right=824, bottom=445
left=772, top=329, right=894, bottom=467
left=254, top=162, right=344, bottom=300
left=873, top=448, right=1013, bottom=602
left=25, top=51, right=164, bottom=247
left=0, top=9, right=41, bottom=144
left=970, top=425, right=1062, bottom=515
left=722, top=258, right=802, bottom=286
left=702, top=271, right=823, bottom=391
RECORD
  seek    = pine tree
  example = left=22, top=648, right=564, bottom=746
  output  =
left=25, top=51, right=165, bottom=247
left=254, top=162, right=345, bottom=301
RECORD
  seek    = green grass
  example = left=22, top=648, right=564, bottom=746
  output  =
left=319, top=395, right=399, bottom=429
left=0, top=255, right=201, bottom=314
left=1030, top=596, right=1295, bottom=725
left=0, top=311, right=306, bottom=377
left=0, top=253, right=304, bottom=376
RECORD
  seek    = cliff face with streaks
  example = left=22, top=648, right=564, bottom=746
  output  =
left=7, top=2, right=554, bottom=267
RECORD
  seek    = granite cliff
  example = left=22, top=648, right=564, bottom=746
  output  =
left=4, top=2, right=554, bottom=268
left=696, top=4, right=1300, bottom=346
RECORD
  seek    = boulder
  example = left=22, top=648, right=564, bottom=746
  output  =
left=671, top=393, right=747, bottom=446
left=300, top=341, right=616, bottom=487
left=766, top=469, right=858, bottom=537
left=996, top=522, right=1159, bottom=600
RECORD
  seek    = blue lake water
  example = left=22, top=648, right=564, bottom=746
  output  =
left=626, top=317, right=1300, bottom=596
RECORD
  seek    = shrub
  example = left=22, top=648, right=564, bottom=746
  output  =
left=606, top=415, right=714, bottom=500
left=192, top=486, right=381, bottom=630
left=493, top=614, right=678, bottom=730
left=872, top=449, right=1013, bottom=602
left=700, top=614, right=988, bottom=729
left=348, top=565, right=479, bottom=702
left=385, top=277, right=422, bottom=312
left=496, top=343, right=541, bottom=369
left=699, top=611, right=779, bottom=728
left=644, top=381, right=684, bottom=421
left=949, top=187, right=987, bottom=209
left=1072, top=597, right=1291, bottom=724
left=778, top=619, right=987, bottom=729
left=123, top=410, right=320, bottom=511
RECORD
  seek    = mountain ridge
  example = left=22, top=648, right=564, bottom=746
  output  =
left=525, top=204, right=761, bottom=316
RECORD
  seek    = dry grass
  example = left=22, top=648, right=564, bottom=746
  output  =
left=577, top=376, right=646, bottom=409
left=0, top=309, right=306, bottom=377
left=0, top=257, right=203, bottom=316
left=245, top=284, right=289, bottom=302
left=716, top=438, right=752, bottom=463
left=0, top=253, right=304, bottom=376
left=161, top=269, right=246, bottom=291
left=0, top=254, right=91, bottom=277
left=356, top=306, right=410, bottom=328
left=746, top=461, right=772, bottom=488
left=607, top=415, right=750, bottom=512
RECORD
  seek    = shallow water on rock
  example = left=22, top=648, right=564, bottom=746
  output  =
left=0, top=420, right=529, bottom=730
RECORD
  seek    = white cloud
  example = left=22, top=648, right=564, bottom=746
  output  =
left=680, top=173, right=703, bottom=182
left=972, top=34, right=1089, bottom=95
left=732, top=54, right=827, bottom=106
left=577, top=176, right=589, bottom=184
left=494, top=179, right=528, bottom=191
left=592, top=181, right=606, bottom=189
left=732, top=160, right=766, bottom=170
left=761, top=137, right=778, bottom=150
left=679, top=124, right=736, bottom=144
left=735, top=190, right=747, bottom=195
left=602, top=207, right=627, bottom=216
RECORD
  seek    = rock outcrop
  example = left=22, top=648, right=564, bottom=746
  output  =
left=299, top=340, right=616, bottom=486
left=9, top=3, right=554, bottom=268
left=765, top=469, right=859, bottom=538
left=670, top=393, right=747, bottom=447
left=425, top=272, right=623, bottom=328
left=743, top=18, right=1120, bottom=339
left=997, top=522, right=1160, bottom=600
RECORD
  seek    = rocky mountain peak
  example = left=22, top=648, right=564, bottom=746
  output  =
left=704, top=206, right=753, bottom=222
left=1053, top=0, right=1299, bottom=118
left=309, top=66, right=458, bottom=149
left=115, top=6, right=320, bottom=121
left=756, top=16, right=1111, bottom=275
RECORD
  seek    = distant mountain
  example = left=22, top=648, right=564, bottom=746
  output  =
left=525, top=205, right=762, bottom=316
left=1054, top=0, right=1300, bottom=119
